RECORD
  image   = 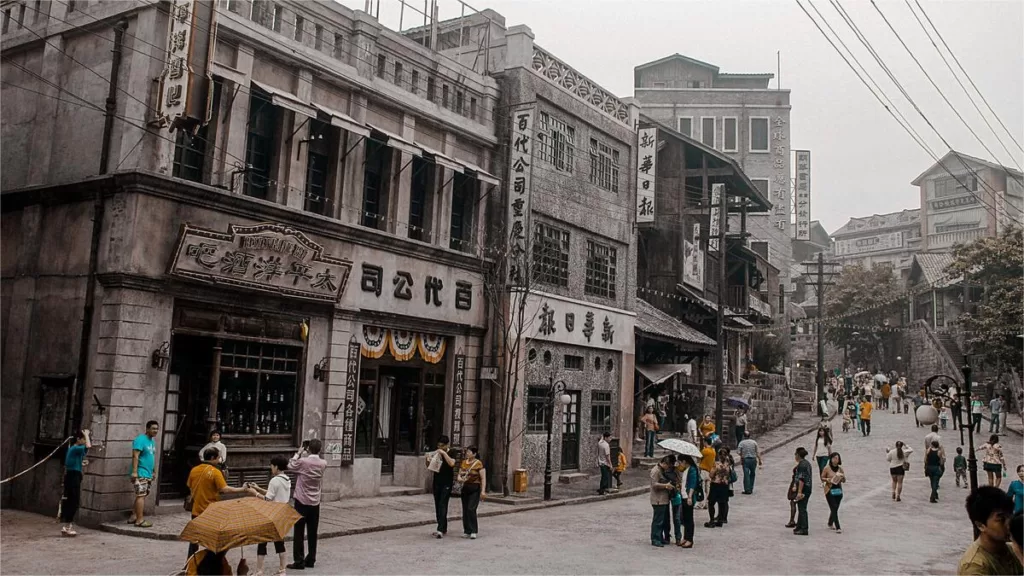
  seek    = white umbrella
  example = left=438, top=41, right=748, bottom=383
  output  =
left=657, top=438, right=702, bottom=459
left=854, top=371, right=872, bottom=379
left=874, top=373, right=889, bottom=383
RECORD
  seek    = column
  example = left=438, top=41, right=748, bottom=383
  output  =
left=217, top=46, right=255, bottom=191
left=282, top=69, right=314, bottom=210
left=338, top=94, right=368, bottom=225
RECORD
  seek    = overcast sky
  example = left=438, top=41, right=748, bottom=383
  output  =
left=343, top=0, right=1024, bottom=234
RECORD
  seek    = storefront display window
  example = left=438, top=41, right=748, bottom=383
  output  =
left=217, top=341, right=299, bottom=436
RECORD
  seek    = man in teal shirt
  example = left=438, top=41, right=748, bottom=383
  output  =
left=130, top=420, right=159, bottom=528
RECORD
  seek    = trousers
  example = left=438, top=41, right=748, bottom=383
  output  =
left=645, top=431, right=657, bottom=457
left=681, top=499, right=695, bottom=542
left=60, top=470, right=82, bottom=523
left=664, top=502, right=681, bottom=543
left=599, top=465, right=612, bottom=493
left=293, top=501, right=321, bottom=565
left=796, top=495, right=809, bottom=532
left=742, top=457, right=757, bottom=493
left=825, top=491, right=843, bottom=530
left=433, top=484, right=451, bottom=534
left=861, top=419, right=871, bottom=436
left=461, top=484, right=481, bottom=535
left=650, top=504, right=669, bottom=544
left=708, top=484, right=729, bottom=524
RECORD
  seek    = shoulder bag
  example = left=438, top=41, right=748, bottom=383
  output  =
left=451, top=459, right=477, bottom=496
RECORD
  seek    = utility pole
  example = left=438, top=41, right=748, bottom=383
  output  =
left=714, top=183, right=728, bottom=435
left=803, top=252, right=840, bottom=417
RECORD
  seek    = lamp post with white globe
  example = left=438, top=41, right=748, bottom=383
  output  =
left=544, top=378, right=573, bottom=501
left=916, top=366, right=979, bottom=497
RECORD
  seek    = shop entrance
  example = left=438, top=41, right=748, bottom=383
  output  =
left=560, top=391, right=580, bottom=470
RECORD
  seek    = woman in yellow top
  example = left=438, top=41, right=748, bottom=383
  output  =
left=698, top=415, right=716, bottom=440
left=613, top=448, right=628, bottom=489
left=456, top=446, right=486, bottom=539
left=859, top=398, right=873, bottom=437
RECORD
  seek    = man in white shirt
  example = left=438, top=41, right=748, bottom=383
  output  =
left=597, top=432, right=613, bottom=495
left=923, top=424, right=946, bottom=467
left=686, top=414, right=698, bottom=445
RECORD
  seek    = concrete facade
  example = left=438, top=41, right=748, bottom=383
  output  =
left=831, top=209, right=921, bottom=283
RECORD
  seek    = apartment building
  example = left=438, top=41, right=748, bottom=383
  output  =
left=831, top=209, right=921, bottom=282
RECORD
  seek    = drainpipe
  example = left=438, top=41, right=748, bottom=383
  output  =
left=71, top=20, right=127, bottom=432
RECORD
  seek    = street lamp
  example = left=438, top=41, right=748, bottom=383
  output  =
left=544, top=378, right=572, bottom=501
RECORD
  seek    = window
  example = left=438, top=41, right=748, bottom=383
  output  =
left=376, top=54, right=386, bottom=77
left=526, top=387, right=550, bottom=433
left=687, top=80, right=706, bottom=88
left=427, top=76, right=435, bottom=101
left=2, top=9, right=10, bottom=33
left=226, top=0, right=240, bottom=13
left=217, top=341, right=299, bottom=436
left=935, top=222, right=979, bottom=233
left=67, top=0, right=75, bottom=12
left=408, top=157, right=435, bottom=241
left=751, top=178, right=770, bottom=200
left=677, top=117, right=692, bottom=137
left=314, top=24, right=323, bottom=50
left=532, top=222, right=570, bottom=287
left=591, top=391, right=612, bottom=434
left=700, top=117, right=715, bottom=148
left=410, top=70, right=419, bottom=94
left=750, top=117, right=769, bottom=152
left=449, top=172, right=477, bottom=251
left=934, top=176, right=978, bottom=198
left=304, top=119, right=330, bottom=215
left=333, top=33, right=344, bottom=59
left=293, top=15, right=304, bottom=41
left=393, top=61, right=403, bottom=86
left=244, top=90, right=279, bottom=199
left=173, top=129, right=208, bottom=183
left=564, top=355, right=584, bottom=370
left=538, top=112, right=575, bottom=173
left=442, top=84, right=449, bottom=108
left=723, top=117, right=738, bottom=152
left=585, top=240, right=617, bottom=299
left=362, top=139, right=392, bottom=229
left=16, top=2, right=24, bottom=28
left=469, top=97, right=477, bottom=120
left=272, top=5, right=282, bottom=33
left=456, top=91, right=464, bottom=115
left=873, top=261, right=894, bottom=273
left=589, top=138, right=620, bottom=192
left=37, top=376, right=73, bottom=444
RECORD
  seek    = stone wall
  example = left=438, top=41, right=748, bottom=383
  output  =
left=907, top=320, right=963, bottom=391
left=706, top=372, right=793, bottom=444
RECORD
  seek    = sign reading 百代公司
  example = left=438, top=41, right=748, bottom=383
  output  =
left=507, top=107, right=535, bottom=285
left=834, top=232, right=904, bottom=256
left=636, top=128, right=657, bottom=223
left=451, top=354, right=466, bottom=447
left=795, top=150, right=811, bottom=240
left=708, top=184, right=722, bottom=253
left=159, top=0, right=217, bottom=129
left=169, top=223, right=353, bottom=302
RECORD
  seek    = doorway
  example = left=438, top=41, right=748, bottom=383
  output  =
left=560, top=391, right=580, bottom=470
left=375, top=366, right=421, bottom=474
left=159, top=334, right=215, bottom=501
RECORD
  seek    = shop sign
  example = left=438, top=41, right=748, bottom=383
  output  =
left=451, top=354, right=466, bottom=447
left=340, top=336, right=360, bottom=465
left=683, top=224, right=705, bottom=291
left=511, top=289, right=635, bottom=353
left=507, top=107, right=535, bottom=285
left=169, top=223, right=353, bottom=302
left=929, top=194, right=979, bottom=211
left=636, top=128, right=657, bottom=223
left=834, top=231, right=904, bottom=256
left=795, top=149, right=810, bottom=240
left=772, top=116, right=790, bottom=234
left=709, top=184, right=722, bottom=252
left=158, top=0, right=216, bottom=128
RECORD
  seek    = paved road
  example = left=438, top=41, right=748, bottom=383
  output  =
left=2, top=409, right=1019, bottom=575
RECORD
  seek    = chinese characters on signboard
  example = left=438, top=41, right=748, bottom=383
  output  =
left=708, top=184, right=722, bottom=253
left=507, top=108, right=535, bottom=285
left=929, top=194, right=979, bottom=211
left=451, top=354, right=466, bottom=447
left=358, top=263, right=473, bottom=312
left=834, top=232, right=904, bottom=256
left=636, top=128, right=657, bottom=223
left=159, top=0, right=195, bottom=123
left=340, top=337, right=361, bottom=466
left=683, top=224, right=705, bottom=291
left=512, top=289, right=635, bottom=352
left=770, top=117, right=789, bottom=233
left=795, top=150, right=811, bottom=240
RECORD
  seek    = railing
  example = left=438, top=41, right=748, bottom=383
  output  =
left=928, top=227, right=986, bottom=249
left=912, top=319, right=965, bottom=385
left=530, top=45, right=631, bottom=126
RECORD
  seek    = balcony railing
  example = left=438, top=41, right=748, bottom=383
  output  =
left=929, top=227, right=986, bottom=248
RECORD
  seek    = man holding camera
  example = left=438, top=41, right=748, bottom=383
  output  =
left=288, top=439, right=327, bottom=571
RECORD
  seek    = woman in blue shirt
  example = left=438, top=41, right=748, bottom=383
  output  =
left=61, top=429, right=91, bottom=537
left=1009, top=465, right=1024, bottom=515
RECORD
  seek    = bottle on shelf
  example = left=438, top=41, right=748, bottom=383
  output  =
left=246, top=390, right=252, bottom=402
left=279, top=388, right=285, bottom=403
left=221, top=387, right=227, bottom=401
left=265, top=389, right=270, bottom=403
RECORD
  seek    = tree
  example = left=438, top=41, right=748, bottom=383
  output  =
left=823, top=264, right=904, bottom=370
left=750, top=332, right=786, bottom=373
left=945, top=227, right=1024, bottom=372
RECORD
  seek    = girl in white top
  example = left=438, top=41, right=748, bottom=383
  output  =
left=885, top=441, right=914, bottom=502
left=199, top=431, right=227, bottom=466
left=249, top=456, right=292, bottom=576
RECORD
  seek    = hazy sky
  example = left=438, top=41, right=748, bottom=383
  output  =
left=343, top=0, right=1024, bottom=234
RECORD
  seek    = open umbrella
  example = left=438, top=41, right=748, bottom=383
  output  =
left=874, top=373, right=889, bottom=383
left=854, top=371, right=872, bottom=379
left=725, top=397, right=750, bottom=409
left=179, top=498, right=301, bottom=553
left=657, top=438, right=702, bottom=459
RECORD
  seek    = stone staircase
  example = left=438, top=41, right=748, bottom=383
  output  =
left=631, top=431, right=684, bottom=468
left=937, top=332, right=963, bottom=366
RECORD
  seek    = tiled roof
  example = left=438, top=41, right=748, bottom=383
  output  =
left=831, top=209, right=920, bottom=237
left=911, top=150, right=1024, bottom=185
left=635, top=298, right=715, bottom=347
left=912, top=252, right=957, bottom=288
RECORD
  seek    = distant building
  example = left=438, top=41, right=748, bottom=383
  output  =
left=912, top=151, right=1023, bottom=252
left=831, top=209, right=921, bottom=282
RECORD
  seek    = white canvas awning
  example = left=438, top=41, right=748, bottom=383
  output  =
left=311, top=103, right=369, bottom=138
left=416, top=143, right=463, bottom=173
left=455, top=158, right=500, bottom=186
left=366, top=123, right=422, bottom=157
left=251, top=81, right=316, bottom=118
left=636, top=363, right=692, bottom=385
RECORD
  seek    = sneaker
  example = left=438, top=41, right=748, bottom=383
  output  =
left=469, top=534, right=477, bottom=540
left=836, top=529, right=843, bottom=534
left=462, top=534, right=471, bottom=539
left=433, top=531, right=443, bottom=539
left=651, top=540, right=664, bottom=548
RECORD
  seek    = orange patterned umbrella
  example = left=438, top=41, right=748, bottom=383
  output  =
left=179, top=498, right=301, bottom=552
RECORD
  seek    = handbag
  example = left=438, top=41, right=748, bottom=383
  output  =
left=729, top=468, right=738, bottom=484
left=787, top=480, right=799, bottom=501
left=451, top=459, right=476, bottom=496
left=902, top=461, right=910, bottom=471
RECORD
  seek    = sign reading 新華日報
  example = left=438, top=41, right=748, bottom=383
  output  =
left=636, top=128, right=657, bottom=223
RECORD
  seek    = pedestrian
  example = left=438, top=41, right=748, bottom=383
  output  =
left=705, top=451, right=731, bottom=528
left=185, top=549, right=231, bottom=576
left=790, top=447, right=813, bottom=536
left=951, top=395, right=963, bottom=430
left=1011, top=512, right=1024, bottom=568
left=456, top=445, right=486, bottom=539
left=925, top=440, right=944, bottom=503
left=686, top=414, right=698, bottom=445
left=913, top=392, right=925, bottom=427
left=842, top=402, right=852, bottom=433
left=698, top=437, right=716, bottom=509
left=886, top=441, right=913, bottom=502
left=734, top=409, right=748, bottom=449
left=881, top=381, right=891, bottom=411
left=990, top=395, right=1004, bottom=434
left=676, top=455, right=699, bottom=548
left=425, top=435, right=456, bottom=538
left=972, top=395, right=985, bottom=434
left=859, top=396, right=873, bottom=437
left=660, top=455, right=682, bottom=545
left=737, top=431, right=762, bottom=495
left=957, top=486, right=1022, bottom=575
left=60, top=429, right=91, bottom=537
left=613, top=445, right=627, bottom=489
left=924, top=424, right=943, bottom=459
left=891, top=383, right=902, bottom=414
left=186, top=447, right=257, bottom=562
left=820, top=451, right=846, bottom=534
left=954, top=447, right=969, bottom=489
left=287, top=438, right=327, bottom=570
left=978, top=434, right=1007, bottom=489
left=813, top=427, right=833, bottom=474
left=641, top=408, right=659, bottom=458
left=649, top=455, right=674, bottom=547
left=941, top=402, right=950, bottom=430
left=658, top=392, right=669, bottom=432
left=597, top=431, right=613, bottom=495
left=129, top=420, right=159, bottom=528
left=1008, top=465, right=1024, bottom=515
left=699, top=415, right=716, bottom=442
left=248, top=455, right=291, bottom=576
left=199, top=430, right=227, bottom=471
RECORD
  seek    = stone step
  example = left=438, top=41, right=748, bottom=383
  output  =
left=379, top=485, right=426, bottom=497
left=557, top=472, right=590, bottom=484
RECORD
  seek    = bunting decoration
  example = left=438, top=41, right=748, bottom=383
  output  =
left=361, top=325, right=389, bottom=359
left=419, top=333, right=447, bottom=364
left=388, top=330, right=418, bottom=361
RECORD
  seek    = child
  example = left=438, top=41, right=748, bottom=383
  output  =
left=842, top=407, right=852, bottom=433
left=954, top=447, right=968, bottom=489
left=613, top=446, right=627, bottom=489
left=940, top=403, right=949, bottom=430
left=247, top=456, right=291, bottom=576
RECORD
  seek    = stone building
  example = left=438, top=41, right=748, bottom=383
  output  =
left=831, top=209, right=921, bottom=282
left=633, top=54, right=793, bottom=307
left=913, top=150, right=1023, bottom=252
left=2, top=0, right=501, bottom=521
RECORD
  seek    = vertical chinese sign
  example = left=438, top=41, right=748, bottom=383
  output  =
left=636, top=128, right=657, bottom=223
left=340, top=336, right=361, bottom=466
left=709, top=184, right=722, bottom=253
left=159, top=0, right=216, bottom=129
left=771, top=116, right=790, bottom=234
left=451, top=354, right=466, bottom=447
left=795, top=150, right=811, bottom=240
left=507, top=108, right=535, bottom=285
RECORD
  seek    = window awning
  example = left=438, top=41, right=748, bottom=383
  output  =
left=311, top=103, right=369, bottom=138
left=416, top=143, right=463, bottom=173
left=635, top=298, right=715, bottom=347
left=636, top=363, right=693, bottom=385
left=455, top=158, right=500, bottom=186
left=251, top=81, right=316, bottom=119
left=365, top=123, right=422, bottom=157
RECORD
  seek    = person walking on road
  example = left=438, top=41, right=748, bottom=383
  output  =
left=820, top=452, right=846, bottom=534
left=891, top=383, right=902, bottom=414
left=686, top=414, right=698, bottom=445
left=186, top=447, right=258, bottom=562
left=249, top=455, right=292, bottom=576
left=456, top=446, right=486, bottom=539
left=990, top=396, right=1004, bottom=433
left=641, top=408, right=659, bottom=458
left=790, top=447, right=813, bottom=536
left=613, top=445, right=628, bottom=489
left=660, top=455, right=682, bottom=545
left=129, top=420, right=159, bottom=528
left=705, top=451, right=732, bottom=528
left=649, top=456, right=674, bottom=547
left=979, top=434, right=1008, bottom=489
left=951, top=395, right=963, bottom=430
left=597, top=432, right=613, bottom=495
left=734, top=409, right=748, bottom=449
left=972, top=395, right=985, bottom=434
left=859, top=397, right=873, bottom=437
left=288, top=438, right=327, bottom=570
left=60, top=429, right=91, bottom=537
left=425, top=435, right=456, bottom=538
left=925, top=440, right=944, bottom=503
left=924, top=425, right=943, bottom=463
left=886, top=441, right=913, bottom=502
left=699, top=415, right=716, bottom=443
left=954, top=447, right=969, bottom=489
left=813, top=427, right=833, bottom=474
left=698, top=437, right=716, bottom=509
left=737, top=431, right=762, bottom=495
left=958, top=486, right=1022, bottom=575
